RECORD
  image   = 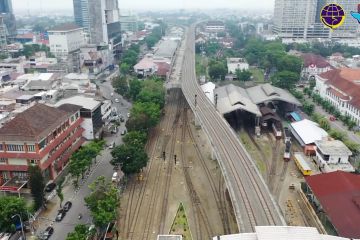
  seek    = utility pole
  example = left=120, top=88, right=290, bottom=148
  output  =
left=215, top=93, right=218, bottom=110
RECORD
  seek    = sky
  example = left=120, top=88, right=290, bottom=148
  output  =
left=12, top=0, right=275, bottom=12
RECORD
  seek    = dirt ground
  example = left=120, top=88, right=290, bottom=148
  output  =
left=239, top=127, right=326, bottom=233
left=117, top=91, right=238, bottom=240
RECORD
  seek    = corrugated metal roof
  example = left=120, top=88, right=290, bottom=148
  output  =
left=305, top=171, right=360, bottom=238
left=290, top=119, right=328, bottom=145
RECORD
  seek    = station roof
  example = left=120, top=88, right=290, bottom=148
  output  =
left=154, top=40, right=178, bottom=59
left=305, top=171, right=360, bottom=238
left=290, top=119, right=328, bottom=145
left=213, top=226, right=351, bottom=240
left=214, top=83, right=301, bottom=116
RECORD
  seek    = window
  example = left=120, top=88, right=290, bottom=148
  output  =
left=0, top=158, right=7, bottom=163
left=0, top=144, right=3, bottom=151
left=29, top=159, right=37, bottom=165
left=6, top=144, right=24, bottom=152
left=27, top=145, right=36, bottom=152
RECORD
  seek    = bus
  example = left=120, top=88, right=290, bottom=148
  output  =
left=294, top=152, right=312, bottom=176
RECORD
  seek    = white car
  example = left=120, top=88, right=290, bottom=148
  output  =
left=111, top=92, right=114, bottom=97
left=115, top=98, right=120, bottom=103
left=127, top=112, right=130, bottom=118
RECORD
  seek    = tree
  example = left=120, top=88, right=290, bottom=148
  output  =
left=235, top=69, right=252, bottom=81
left=126, top=102, right=161, bottom=132
left=344, top=140, right=360, bottom=155
left=145, top=35, right=158, bottom=49
left=277, top=55, right=303, bottom=73
left=271, top=71, right=300, bottom=89
left=208, top=61, right=227, bottom=80
left=329, top=129, right=347, bottom=142
left=137, top=79, right=165, bottom=108
left=309, top=78, right=316, bottom=89
left=303, top=101, right=315, bottom=116
left=111, top=144, right=148, bottom=175
left=129, top=79, right=143, bottom=101
left=56, top=178, right=65, bottom=208
left=112, top=76, right=129, bottom=96
left=120, top=63, right=131, bottom=75
left=0, top=196, right=28, bottom=232
left=66, top=224, right=93, bottom=240
left=319, top=117, right=331, bottom=131
left=28, top=165, right=45, bottom=210
left=85, top=176, right=119, bottom=229
left=123, top=131, right=148, bottom=148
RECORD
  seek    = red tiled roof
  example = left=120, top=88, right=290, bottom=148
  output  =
left=327, top=88, right=350, bottom=101
left=0, top=103, right=73, bottom=142
left=320, top=68, right=360, bottom=109
left=15, top=33, right=34, bottom=39
left=305, top=171, right=360, bottom=238
left=301, top=53, right=331, bottom=68
left=155, top=62, right=170, bottom=76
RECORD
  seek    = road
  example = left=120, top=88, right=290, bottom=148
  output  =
left=180, top=25, right=285, bottom=232
left=35, top=69, right=131, bottom=240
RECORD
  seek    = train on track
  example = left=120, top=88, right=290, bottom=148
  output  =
left=283, top=127, right=291, bottom=161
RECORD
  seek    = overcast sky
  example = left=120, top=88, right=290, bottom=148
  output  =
left=12, top=0, right=275, bottom=12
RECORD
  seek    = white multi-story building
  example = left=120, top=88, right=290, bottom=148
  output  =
left=315, top=68, right=360, bottom=126
left=227, top=58, right=249, bottom=74
left=273, top=0, right=359, bottom=39
left=48, top=23, right=86, bottom=59
left=205, top=21, right=225, bottom=32
left=301, top=53, right=332, bottom=80
left=119, top=14, right=138, bottom=33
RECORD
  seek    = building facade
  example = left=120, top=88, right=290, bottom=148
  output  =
left=73, top=0, right=121, bottom=46
left=119, top=14, right=138, bottom=32
left=48, top=23, right=86, bottom=59
left=205, top=21, right=225, bottom=32
left=0, top=16, right=6, bottom=50
left=273, top=0, right=359, bottom=39
left=315, top=68, right=360, bottom=126
left=0, top=0, right=16, bottom=37
left=0, top=104, right=85, bottom=184
left=227, top=58, right=249, bottom=74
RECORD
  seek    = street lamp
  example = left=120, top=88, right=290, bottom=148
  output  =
left=12, top=214, right=25, bottom=240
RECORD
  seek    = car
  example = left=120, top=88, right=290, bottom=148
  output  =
left=115, top=98, right=120, bottom=103
left=111, top=92, right=114, bottom=97
left=109, top=142, right=115, bottom=149
left=45, top=182, right=56, bottom=192
left=40, top=226, right=54, bottom=240
left=127, top=112, right=130, bottom=118
left=63, top=201, right=72, bottom=212
left=329, top=115, right=337, bottom=121
left=55, top=209, right=66, bottom=222
left=121, top=129, right=127, bottom=135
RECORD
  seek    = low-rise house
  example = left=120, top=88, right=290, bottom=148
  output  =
left=314, top=140, right=354, bottom=173
left=79, top=44, right=114, bottom=75
left=227, top=58, right=249, bottom=74
left=134, top=55, right=158, bottom=77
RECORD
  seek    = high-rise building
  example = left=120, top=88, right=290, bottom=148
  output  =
left=119, top=13, right=138, bottom=32
left=0, top=0, right=16, bottom=37
left=73, top=0, right=121, bottom=45
left=273, top=0, right=358, bottom=39
left=0, top=16, right=7, bottom=49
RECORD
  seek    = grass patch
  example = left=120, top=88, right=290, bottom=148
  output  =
left=249, top=68, right=265, bottom=83
left=169, top=203, right=192, bottom=240
left=239, top=131, right=266, bottom=174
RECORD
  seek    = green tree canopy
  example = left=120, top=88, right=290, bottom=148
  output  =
left=235, top=69, right=252, bottom=81
left=66, top=224, right=91, bottom=240
left=84, top=176, right=119, bottom=229
left=28, top=165, right=45, bottom=210
left=129, top=79, right=143, bottom=100
left=208, top=61, right=227, bottom=80
left=126, top=102, right=161, bottom=131
left=0, top=196, right=28, bottom=232
left=271, top=71, right=299, bottom=89
left=123, top=131, right=148, bottom=148
left=137, top=79, right=165, bottom=107
left=111, top=144, right=148, bottom=175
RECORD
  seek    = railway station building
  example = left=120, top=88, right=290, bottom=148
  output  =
left=212, top=83, right=301, bottom=134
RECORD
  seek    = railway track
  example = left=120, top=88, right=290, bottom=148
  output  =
left=180, top=26, right=285, bottom=231
left=180, top=107, right=214, bottom=239
left=186, top=110, right=231, bottom=234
